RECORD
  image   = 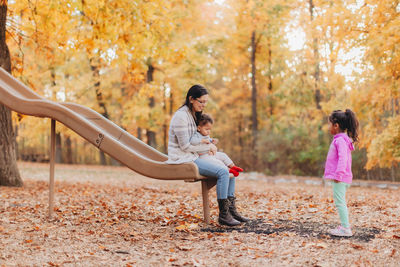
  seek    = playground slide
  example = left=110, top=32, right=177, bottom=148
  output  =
left=0, top=68, right=202, bottom=181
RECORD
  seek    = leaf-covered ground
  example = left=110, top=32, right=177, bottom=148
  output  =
left=1, top=162, right=399, bottom=266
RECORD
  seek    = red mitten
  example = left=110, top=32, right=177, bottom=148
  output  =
left=229, top=168, right=239, bottom=177
left=231, top=166, right=243, bottom=172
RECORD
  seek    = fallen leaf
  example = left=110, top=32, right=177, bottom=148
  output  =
left=390, top=249, right=396, bottom=257
left=177, top=245, right=192, bottom=251
left=305, top=242, right=327, bottom=249
left=350, top=243, right=364, bottom=250
left=115, top=250, right=130, bottom=254
left=175, top=225, right=187, bottom=231
left=188, top=223, right=198, bottom=230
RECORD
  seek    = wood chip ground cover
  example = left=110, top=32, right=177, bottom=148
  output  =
left=1, top=162, right=399, bottom=266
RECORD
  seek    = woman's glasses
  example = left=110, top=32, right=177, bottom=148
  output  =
left=195, top=99, right=208, bottom=105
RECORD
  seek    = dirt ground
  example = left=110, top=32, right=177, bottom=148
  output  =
left=1, top=162, right=399, bottom=266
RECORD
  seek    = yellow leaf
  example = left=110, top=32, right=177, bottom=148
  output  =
left=175, top=225, right=187, bottom=231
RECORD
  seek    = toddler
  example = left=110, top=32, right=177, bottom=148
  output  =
left=324, top=109, right=359, bottom=237
left=190, top=114, right=243, bottom=176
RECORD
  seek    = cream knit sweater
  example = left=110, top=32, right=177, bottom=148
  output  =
left=166, top=105, right=210, bottom=164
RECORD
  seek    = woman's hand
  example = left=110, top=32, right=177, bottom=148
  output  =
left=209, top=144, right=217, bottom=155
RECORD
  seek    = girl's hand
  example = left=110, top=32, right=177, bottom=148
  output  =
left=209, top=144, right=217, bottom=155
left=211, top=138, right=219, bottom=144
left=201, top=139, right=210, bottom=144
left=333, top=179, right=340, bottom=183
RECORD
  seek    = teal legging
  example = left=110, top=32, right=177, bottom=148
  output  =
left=332, top=182, right=350, bottom=228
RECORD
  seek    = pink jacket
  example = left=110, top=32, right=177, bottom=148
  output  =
left=324, top=133, right=354, bottom=184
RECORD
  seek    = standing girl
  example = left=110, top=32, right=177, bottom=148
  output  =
left=167, top=85, right=248, bottom=226
left=324, top=109, right=359, bottom=237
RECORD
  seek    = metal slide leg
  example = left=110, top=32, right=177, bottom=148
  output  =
left=49, top=119, right=56, bottom=219
left=201, top=179, right=216, bottom=224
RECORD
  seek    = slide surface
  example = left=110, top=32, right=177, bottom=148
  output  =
left=0, top=68, right=203, bottom=181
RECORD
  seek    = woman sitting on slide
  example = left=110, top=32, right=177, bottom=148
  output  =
left=167, top=85, right=249, bottom=226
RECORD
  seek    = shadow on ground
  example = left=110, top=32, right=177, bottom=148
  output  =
left=202, top=219, right=381, bottom=242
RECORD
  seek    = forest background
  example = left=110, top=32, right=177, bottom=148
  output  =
left=6, top=0, right=400, bottom=181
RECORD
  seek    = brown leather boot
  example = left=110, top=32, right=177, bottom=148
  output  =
left=228, top=196, right=250, bottom=222
left=217, top=199, right=241, bottom=226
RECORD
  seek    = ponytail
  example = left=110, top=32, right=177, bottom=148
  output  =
left=329, top=109, right=359, bottom=143
left=344, top=109, right=359, bottom=143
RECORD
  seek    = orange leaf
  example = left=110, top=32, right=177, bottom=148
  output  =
left=350, top=243, right=364, bottom=250
left=390, top=249, right=396, bottom=257
left=175, top=225, right=187, bottom=231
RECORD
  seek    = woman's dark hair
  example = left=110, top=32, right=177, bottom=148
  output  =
left=329, top=109, right=359, bottom=142
left=183, top=84, right=208, bottom=124
left=198, top=113, right=214, bottom=126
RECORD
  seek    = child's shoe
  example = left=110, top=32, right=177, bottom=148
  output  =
left=329, top=225, right=353, bottom=237
left=231, top=166, right=243, bottom=173
left=229, top=168, right=239, bottom=177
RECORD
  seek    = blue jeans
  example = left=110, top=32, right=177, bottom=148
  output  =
left=194, top=158, right=235, bottom=199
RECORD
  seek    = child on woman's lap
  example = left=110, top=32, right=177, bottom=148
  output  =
left=324, top=109, right=359, bottom=237
left=190, top=114, right=243, bottom=177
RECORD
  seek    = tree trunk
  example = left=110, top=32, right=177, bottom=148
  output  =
left=50, top=69, right=63, bottom=164
left=73, top=138, right=78, bottom=163
left=238, top=115, right=244, bottom=166
left=55, top=132, right=63, bottom=163
left=162, top=84, right=167, bottom=154
left=250, top=30, right=258, bottom=169
left=14, top=124, right=19, bottom=159
left=169, top=92, right=174, bottom=116
left=146, top=63, right=157, bottom=148
left=391, top=165, right=395, bottom=182
left=0, top=3, right=22, bottom=186
left=90, top=57, right=108, bottom=165
left=50, top=68, right=64, bottom=163
left=309, top=0, right=324, bottom=157
left=146, top=130, right=156, bottom=148
left=267, top=36, right=273, bottom=116
left=65, top=135, right=73, bottom=164
left=309, top=0, right=321, bottom=110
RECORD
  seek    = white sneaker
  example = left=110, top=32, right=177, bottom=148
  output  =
left=329, top=225, right=353, bottom=237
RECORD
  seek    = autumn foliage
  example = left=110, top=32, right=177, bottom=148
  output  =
left=5, top=0, right=400, bottom=180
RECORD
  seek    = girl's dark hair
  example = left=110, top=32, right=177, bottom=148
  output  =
left=183, top=84, right=208, bottom=124
left=198, top=113, right=213, bottom=126
left=329, top=109, right=359, bottom=142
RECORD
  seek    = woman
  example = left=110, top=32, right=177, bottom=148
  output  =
left=167, top=84, right=249, bottom=226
